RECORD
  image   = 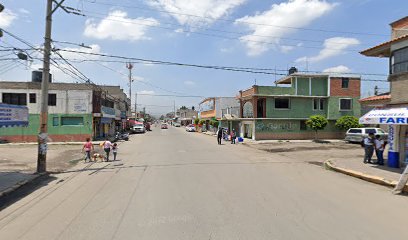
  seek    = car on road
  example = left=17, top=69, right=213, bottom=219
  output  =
left=174, top=122, right=181, bottom=127
left=345, top=127, right=388, bottom=143
left=132, top=123, right=146, bottom=134
left=161, top=123, right=168, bottom=129
left=186, top=124, right=195, bottom=132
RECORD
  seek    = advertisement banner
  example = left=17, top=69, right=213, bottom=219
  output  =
left=101, top=106, right=115, bottom=118
left=0, top=103, right=29, bottom=127
left=388, top=125, right=400, bottom=168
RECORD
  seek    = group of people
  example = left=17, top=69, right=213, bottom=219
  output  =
left=82, top=138, right=118, bottom=162
left=363, top=133, right=385, bottom=165
left=217, top=128, right=237, bottom=145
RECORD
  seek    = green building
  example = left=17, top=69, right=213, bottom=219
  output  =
left=227, top=72, right=361, bottom=140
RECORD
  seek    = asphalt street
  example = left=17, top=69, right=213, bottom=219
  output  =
left=0, top=126, right=407, bottom=240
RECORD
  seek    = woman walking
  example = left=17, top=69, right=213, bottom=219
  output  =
left=82, top=138, right=94, bottom=162
left=102, top=138, right=112, bottom=161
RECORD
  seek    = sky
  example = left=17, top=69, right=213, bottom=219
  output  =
left=0, top=0, right=407, bottom=116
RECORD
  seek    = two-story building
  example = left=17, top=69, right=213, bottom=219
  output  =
left=359, top=16, right=408, bottom=168
left=237, top=72, right=361, bottom=140
left=198, top=97, right=240, bottom=131
left=0, top=79, right=129, bottom=142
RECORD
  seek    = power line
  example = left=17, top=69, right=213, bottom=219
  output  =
left=82, top=0, right=388, bottom=37
left=137, top=93, right=205, bottom=98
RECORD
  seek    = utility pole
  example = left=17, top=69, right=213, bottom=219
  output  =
left=126, top=62, right=133, bottom=115
left=134, top=93, right=137, bottom=114
left=174, top=100, right=176, bottom=118
left=37, top=0, right=54, bottom=173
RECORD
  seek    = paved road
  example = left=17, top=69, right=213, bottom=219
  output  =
left=1, top=126, right=408, bottom=240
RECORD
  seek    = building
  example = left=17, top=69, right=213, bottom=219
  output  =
left=235, top=72, right=361, bottom=140
left=198, top=97, right=239, bottom=131
left=360, top=16, right=408, bottom=168
left=359, top=93, right=391, bottom=115
left=0, top=81, right=129, bottom=142
left=176, top=107, right=198, bottom=126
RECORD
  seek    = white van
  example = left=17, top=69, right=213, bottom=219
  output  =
left=345, top=128, right=388, bottom=143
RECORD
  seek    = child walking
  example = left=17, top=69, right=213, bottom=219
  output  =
left=112, top=143, right=118, bottom=161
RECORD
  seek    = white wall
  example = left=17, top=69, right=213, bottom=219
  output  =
left=215, top=97, right=240, bottom=119
left=0, top=88, right=93, bottom=114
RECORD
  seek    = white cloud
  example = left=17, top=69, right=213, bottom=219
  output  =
left=296, top=37, right=360, bottom=63
left=138, top=90, right=155, bottom=95
left=18, top=8, right=30, bottom=14
left=56, top=44, right=102, bottom=61
left=280, top=45, right=294, bottom=53
left=235, top=0, right=337, bottom=56
left=84, top=10, right=159, bottom=41
left=184, top=80, right=195, bottom=85
left=0, top=9, right=17, bottom=27
left=323, top=65, right=351, bottom=73
left=147, top=0, right=246, bottom=28
left=133, top=76, right=145, bottom=81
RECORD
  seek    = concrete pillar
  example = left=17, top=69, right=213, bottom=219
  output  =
left=388, top=125, right=400, bottom=168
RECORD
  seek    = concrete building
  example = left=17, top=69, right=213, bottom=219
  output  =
left=359, top=93, right=391, bottom=115
left=0, top=81, right=129, bottom=142
left=360, top=16, right=408, bottom=168
left=198, top=97, right=239, bottom=131
left=176, top=108, right=198, bottom=126
left=235, top=72, right=361, bottom=140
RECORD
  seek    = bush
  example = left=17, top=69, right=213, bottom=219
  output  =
left=335, top=116, right=362, bottom=130
left=306, top=115, right=328, bottom=140
left=210, top=120, right=219, bottom=128
left=194, top=118, right=199, bottom=125
left=199, top=119, right=206, bottom=125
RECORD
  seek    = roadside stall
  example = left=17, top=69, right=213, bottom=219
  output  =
left=360, top=108, right=408, bottom=168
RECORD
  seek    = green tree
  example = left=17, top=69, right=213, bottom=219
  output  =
left=194, top=118, right=199, bottom=125
left=306, top=115, right=328, bottom=140
left=335, top=116, right=362, bottom=130
left=199, top=119, right=206, bottom=125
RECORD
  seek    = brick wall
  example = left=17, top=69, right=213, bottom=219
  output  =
left=330, top=78, right=360, bottom=97
left=2, top=134, right=91, bottom=143
left=389, top=73, right=408, bottom=105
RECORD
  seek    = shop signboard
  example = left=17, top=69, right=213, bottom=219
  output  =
left=101, top=106, right=115, bottom=118
left=199, top=99, right=214, bottom=112
left=0, top=103, right=29, bottom=127
left=360, top=108, right=408, bottom=125
left=388, top=125, right=400, bottom=168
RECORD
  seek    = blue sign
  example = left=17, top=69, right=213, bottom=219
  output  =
left=101, top=106, right=115, bottom=118
left=380, top=117, right=408, bottom=124
left=0, top=103, right=29, bottom=128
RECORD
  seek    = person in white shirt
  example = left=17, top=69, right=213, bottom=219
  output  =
left=363, top=133, right=375, bottom=164
left=374, top=134, right=385, bottom=165
left=102, top=138, right=112, bottom=161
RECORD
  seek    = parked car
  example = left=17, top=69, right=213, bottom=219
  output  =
left=161, top=123, right=168, bottom=129
left=132, top=123, right=146, bottom=133
left=186, top=124, right=195, bottom=132
left=174, top=122, right=181, bottom=127
left=345, top=128, right=388, bottom=143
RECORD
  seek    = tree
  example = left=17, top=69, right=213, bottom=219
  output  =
left=194, top=118, right=199, bottom=125
left=335, top=116, right=362, bottom=130
left=306, top=115, right=328, bottom=140
left=199, top=119, right=206, bottom=125
left=210, top=120, right=219, bottom=128
left=159, top=115, right=165, bottom=120
left=180, top=106, right=187, bottom=110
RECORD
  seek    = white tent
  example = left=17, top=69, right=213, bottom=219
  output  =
left=359, top=108, right=408, bottom=125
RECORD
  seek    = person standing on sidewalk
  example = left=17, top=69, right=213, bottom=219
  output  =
left=363, top=133, right=375, bottom=164
left=102, top=138, right=112, bottom=161
left=374, top=134, right=385, bottom=165
left=82, top=138, right=94, bottom=162
left=230, top=129, right=236, bottom=144
left=217, top=127, right=223, bottom=145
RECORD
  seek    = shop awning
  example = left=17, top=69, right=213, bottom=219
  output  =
left=0, top=103, right=29, bottom=128
left=360, top=108, right=408, bottom=125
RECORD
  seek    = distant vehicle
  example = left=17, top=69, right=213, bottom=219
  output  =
left=174, top=122, right=181, bottom=127
left=161, top=123, right=168, bottom=129
left=345, top=128, right=388, bottom=143
left=132, top=123, right=146, bottom=133
left=186, top=124, right=195, bottom=132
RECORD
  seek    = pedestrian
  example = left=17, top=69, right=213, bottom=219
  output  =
left=363, top=133, right=375, bottom=164
left=374, top=134, right=385, bottom=165
left=82, top=137, right=94, bottom=162
left=217, top=127, right=223, bottom=145
left=102, top=138, right=112, bottom=161
left=230, top=129, right=236, bottom=144
left=112, top=143, right=118, bottom=161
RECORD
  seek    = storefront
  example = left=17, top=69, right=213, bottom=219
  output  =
left=360, top=108, right=408, bottom=168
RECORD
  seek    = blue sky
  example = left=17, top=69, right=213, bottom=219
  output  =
left=1, top=0, right=407, bottom=116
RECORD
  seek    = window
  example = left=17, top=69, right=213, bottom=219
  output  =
left=257, top=99, right=265, bottom=118
left=2, top=93, right=27, bottom=105
left=339, top=98, right=352, bottom=111
left=313, top=98, right=325, bottom=111
left=300, top=120, right=307, bottom=130
left=391, top=47, right=408, bottom=74
left=365, top=128, right=376, bottom=134
left=48, top=94, right=56, bottom=106
left=275, top=98, right=290, bottom=109
left=29, top=93, right=36, bottom=103
left=341, top=78, right=349, bottom=88
left=377, top=129, right=385, bottom=134
left=348, top=129, right=362, bottom=134
left=61, top=117, right=83, bottom=126
left=319, top=99, right=325, bottom=111
left=53, top=116, right=59, bottom=126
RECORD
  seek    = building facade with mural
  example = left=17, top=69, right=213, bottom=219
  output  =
left=0, top=81, right=129, bottom=142
left=236, top=72, right=361, bottom=140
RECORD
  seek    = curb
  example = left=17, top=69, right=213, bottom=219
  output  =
left=0, top=172, right=47, bottom=199
left=324, top=160, right=408, bottom=193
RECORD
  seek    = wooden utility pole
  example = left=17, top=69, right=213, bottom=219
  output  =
left=126, top=62, right=133, bottom=114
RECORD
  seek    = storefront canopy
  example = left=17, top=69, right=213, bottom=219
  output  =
left=360, top=108, right=408, bottom=125
left=0, top=103, right=29, bottom=128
